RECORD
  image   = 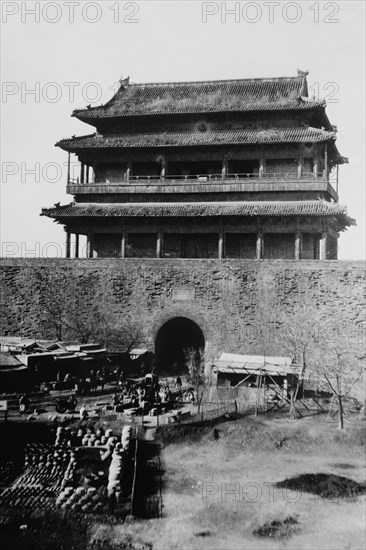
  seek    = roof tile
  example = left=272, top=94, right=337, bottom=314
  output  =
left=57, top=127, right=336, bottom=151
left=72, top=75, right=322, bottom=118
left=41, top=200, right=354, bottom=225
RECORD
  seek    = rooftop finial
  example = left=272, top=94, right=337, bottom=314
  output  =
left=297, top=69, right=309, bottom=77
left=119, top=76, right=130, bottom=86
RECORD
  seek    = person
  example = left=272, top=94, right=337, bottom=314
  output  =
left=64, top=373, right=72, bottom=383
left=79, top=404, right=88, bottom=420
left=175, top=375, right=182, bottom=391
left=90, top=370, right=97, bottom=393
left=112, top=393, right=120, bottom=407
left=118, top=371, right=126, bottom=390
left=107, top=485, right=117, bottom=514
left=97, top=367, right=106, bottom=391
left=19, top=393, right=29, bottom=414
left=67, top=394, right=77, bottom=411
left=34, top=363, right=40, bottom=387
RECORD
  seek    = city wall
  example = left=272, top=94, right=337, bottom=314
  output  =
left=1, top=259, right=365, bottom=358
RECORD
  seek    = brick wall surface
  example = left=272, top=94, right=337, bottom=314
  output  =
left=1, top=259, right=365, bottom=357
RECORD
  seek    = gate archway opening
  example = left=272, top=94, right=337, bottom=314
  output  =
left=154, top=317, right=205, bottom=376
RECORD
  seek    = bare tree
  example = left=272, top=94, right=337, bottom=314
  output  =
left=9, top=263, right=146, bottom=351
left=26, top=265, right=109, bottom=343
left=255, top=304, right=365, bottom=425
left=184, top=346, right=206, bottom=414
left=312, top=335, right=365, bottom=429
left=100, top=317, right=145, bottom=353
left=272, top=305, right=321, bottom=418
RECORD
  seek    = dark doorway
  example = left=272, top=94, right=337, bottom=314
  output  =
left=154, top=317, right=205, bottom=375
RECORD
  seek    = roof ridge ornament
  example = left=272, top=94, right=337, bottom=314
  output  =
left=119, top=76, right=130, bottom=87
left=297, top=69, right=309, bottom=97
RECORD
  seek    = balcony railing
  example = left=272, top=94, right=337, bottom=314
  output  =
left=69, top=171, right=337, bottom=186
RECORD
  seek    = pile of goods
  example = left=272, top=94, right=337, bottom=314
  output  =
left=107, top=445, right=124, bottom=496
left=0, top=442, right=75, bottom=508
left=0, top=484, right=56, bottom=510
left=25, top=443, right=73, bottom=469
left=56, top=425, right=135, bottom=513
left=56, top=485, right=106, bottom=512
left=81, top=429, right=107, bottom=447
left=23, top=443, right=74, bottom=493
left=106, top=425, right=134, bottom=501
left=0, top=462, right=18, bottom=487
left=0, top=422, right=136, bottom=515
left=61, top=453, right=77, bottom=489
left=121, top=426, right=132, bottom=454
left=55, top=426, right=70, bottom=446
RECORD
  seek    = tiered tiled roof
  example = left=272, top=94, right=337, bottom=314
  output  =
left=72, top=75, right=324, bottom=120
left=57, top=127, right=336, bottom=152
left=41, top=200, right=354, bottom=226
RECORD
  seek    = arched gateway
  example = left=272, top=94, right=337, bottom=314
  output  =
left=154, top=317, right=205, bottom=375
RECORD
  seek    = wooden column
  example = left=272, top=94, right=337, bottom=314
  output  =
left=259, top=147, right=265, bottom=178
left=80, top=163, right=85, bottom=184
left=156, top=231, right=163, bottom=258
left=221, top=154, right=229, bottom=181
left=75, top=234, right=79, bottom=258
left=87, top=233, right=93, bottom=258
left=297, top=146, right=303, bottom=179
left=160, top=160, right=166, bottom=181
left=67, top=152, right=71, bottom=184
left=121, top=231, right=126, bottom=258
left=324, top=143, right=328, bottom=181
left=320, top=232, right=327, bottom=260
left=126, top=161, right=132, bottom=182
left=85, top=165, right=90, bottom=184
left=65, top=231, right=71, bottom=258
left=256, top=231, right=263, bottom=260
left=218, top=228, right=225, bottom=259
left=295, top=231, right=301, bottom=260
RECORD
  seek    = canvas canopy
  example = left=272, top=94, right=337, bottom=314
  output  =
left=214, top=353, right=300, bottom=376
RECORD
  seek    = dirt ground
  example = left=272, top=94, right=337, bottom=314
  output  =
left=91, top=416, right=366, bottom=550
left=1, top=395, right=365, bottom=550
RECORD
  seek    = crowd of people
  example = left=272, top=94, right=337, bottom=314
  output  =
left=60, top=367, right=108, bottom=395
left=18, top=366, right=188, bottom=417
left=112, top=376, right=184, bottom=412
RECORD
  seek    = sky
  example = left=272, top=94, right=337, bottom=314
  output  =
left=1, top=0, right=365, bottom=259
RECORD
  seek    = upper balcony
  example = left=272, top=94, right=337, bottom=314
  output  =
left=66, top=171, right=339, bottom=202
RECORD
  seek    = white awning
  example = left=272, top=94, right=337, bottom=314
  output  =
left=214, top=353, right=299, bottom=376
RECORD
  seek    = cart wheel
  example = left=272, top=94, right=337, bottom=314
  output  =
left=56, top=402, right=67, bottom=414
